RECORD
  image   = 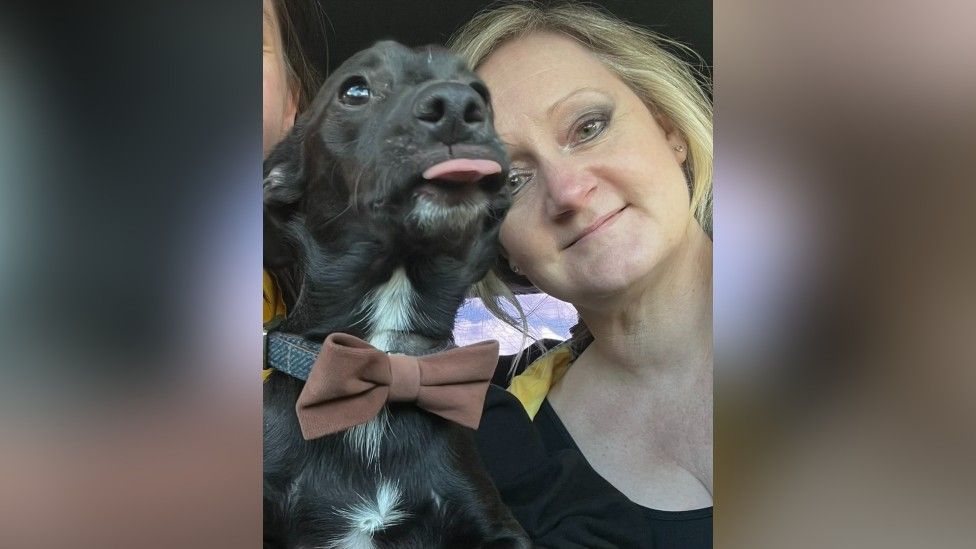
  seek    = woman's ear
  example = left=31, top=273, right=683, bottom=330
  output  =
left=668, top=131, right=688, bottom=164
left=655, top=113, right=688, bottom=164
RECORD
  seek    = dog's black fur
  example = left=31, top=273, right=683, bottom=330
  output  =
left=263, top=41, right=528, bottom=548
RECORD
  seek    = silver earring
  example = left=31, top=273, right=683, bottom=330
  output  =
left=673, top=145, right=685, bottom=153
left=510, top=264, right=520, bottom=274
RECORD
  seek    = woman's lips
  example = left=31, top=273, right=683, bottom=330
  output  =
left=565, top=207, right=626, bottom=249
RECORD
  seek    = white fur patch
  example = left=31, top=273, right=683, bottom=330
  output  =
left=329, top=480, right=409, bottom=549
left=342, top=408, right=388, bottom=465
left=344, top=268, right=417, bottom=462
left=361, top=267, right=416, bottom=352
left=264, top=167, right=287, bottom=188
left=406, top=196, right=484, bottom=235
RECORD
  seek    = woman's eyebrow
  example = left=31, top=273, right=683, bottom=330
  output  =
left=500, top=139, right=524, bottom=156
left=545, top=87, right=604, bottom=118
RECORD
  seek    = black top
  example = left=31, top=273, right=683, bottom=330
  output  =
left=476, top=345, right=713, bottom=548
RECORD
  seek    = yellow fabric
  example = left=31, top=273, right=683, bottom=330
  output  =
left=264, top=270, right=287, bottom=323
left=263, top=270, right=286, bottom=382
left=507, top=343, right=575, bottom=420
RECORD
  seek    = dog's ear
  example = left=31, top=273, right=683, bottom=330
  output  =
left=264, top=124, right=307, bottom=268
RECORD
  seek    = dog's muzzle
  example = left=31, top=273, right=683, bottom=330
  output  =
left=402, top=84, right=504, bottom=234
left=414, top=81, right=488, bottom=146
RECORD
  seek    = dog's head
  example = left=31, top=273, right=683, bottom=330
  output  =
left=265, top=41, right=511, bottom=268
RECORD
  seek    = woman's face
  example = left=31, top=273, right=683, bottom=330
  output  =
left=478, top=32, right=692, bottom=307
left=263, top=0, right=297, bottom=158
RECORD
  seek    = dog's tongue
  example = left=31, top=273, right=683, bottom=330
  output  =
left=422, top=159, right=502, bottom=182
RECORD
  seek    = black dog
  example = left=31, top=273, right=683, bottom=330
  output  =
left=263, top=41, right=529, bottom=548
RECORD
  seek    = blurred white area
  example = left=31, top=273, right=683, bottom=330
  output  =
left=713, top=134, right=828, bottom=380
left=455, top=293, right=577, bottom=354
left=180, top=138, right=263, bottom=389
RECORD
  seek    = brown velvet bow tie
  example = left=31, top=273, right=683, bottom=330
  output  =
left=295, top=332, right=499, bottom=440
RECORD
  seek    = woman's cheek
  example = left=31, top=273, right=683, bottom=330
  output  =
left=263, top=42, right=300, bottom=152
left=498, top=217, right=528, bottom=268
left=498, top=212, right=538, bottom=275
left=262, top=57, right=285, bottom=156
left=498, top=222, right=516, bottom=261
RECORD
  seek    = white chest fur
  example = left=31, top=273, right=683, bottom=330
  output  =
left=330, top=479, right=409, bottom=549
left=361, top=267, right=417, bottom=352
left=343, top=268, right=418, bottom=464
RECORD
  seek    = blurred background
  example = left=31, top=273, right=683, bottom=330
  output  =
left=2, top=0, right=976, bottom=547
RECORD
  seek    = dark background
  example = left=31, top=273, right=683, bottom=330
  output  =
left=314, top=0, right=711, bottom=80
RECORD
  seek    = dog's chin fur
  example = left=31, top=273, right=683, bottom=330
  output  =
left=263, top=41, right=528, bottom=548
left=406, top=195, right=487, bottom=239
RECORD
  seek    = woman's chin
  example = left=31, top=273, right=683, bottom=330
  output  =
left=548, top=256, right=659, bottom=307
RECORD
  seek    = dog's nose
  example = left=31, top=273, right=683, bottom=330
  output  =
left=413, top=82, right=487, bottom=145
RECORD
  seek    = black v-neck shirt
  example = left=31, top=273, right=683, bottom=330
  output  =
left=476, top=346, right=713, bottom=548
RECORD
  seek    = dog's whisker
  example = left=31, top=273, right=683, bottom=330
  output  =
left=355, top=168, right=374, bottom=215
left=328, top=160, right=342, bottom=199
left=323, top=203, right=352, bottom=226
left=350, top=169, right=361, bottom=214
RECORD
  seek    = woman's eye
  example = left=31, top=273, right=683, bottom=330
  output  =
left=572, top=115, right=608, bottom=145
left=506, top=168, right=533, bottom=195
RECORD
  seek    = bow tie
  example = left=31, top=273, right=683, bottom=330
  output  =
left=294, top=332, right=499, bottom=440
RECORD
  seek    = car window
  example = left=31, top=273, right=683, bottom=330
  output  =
left=454, top=293, right=578, bottom=355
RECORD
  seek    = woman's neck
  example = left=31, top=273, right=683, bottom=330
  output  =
left=576, top=219, right=713, bottom=381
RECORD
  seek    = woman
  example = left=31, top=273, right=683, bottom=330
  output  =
left=263, top=0, right=327, bottom=323
left=450, top=3, right=712, bottom=546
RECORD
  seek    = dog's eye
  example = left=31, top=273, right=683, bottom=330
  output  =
left=339, top=77, right=371, bottom=106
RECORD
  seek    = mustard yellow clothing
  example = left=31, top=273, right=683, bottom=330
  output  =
left=507, top=342, right=575, bottom=419
left=263, top=270, right=286, bottom=381
left=264, top=270, right=287, bottom=323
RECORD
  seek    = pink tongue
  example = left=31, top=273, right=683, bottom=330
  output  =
left=422, top=159, right=502, bottom=183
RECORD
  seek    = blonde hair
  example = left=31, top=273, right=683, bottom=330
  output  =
left=450, top=1, right=713, bottom=357
left=449, top=1, right=712, bottom=231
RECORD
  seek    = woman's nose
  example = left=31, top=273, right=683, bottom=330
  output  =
left=542, top=164, right=597, bottom=219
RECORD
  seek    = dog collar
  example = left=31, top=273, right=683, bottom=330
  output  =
left=265, top=330, right=321, bottom=381
left=263, top=325, right=473, bottom=382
